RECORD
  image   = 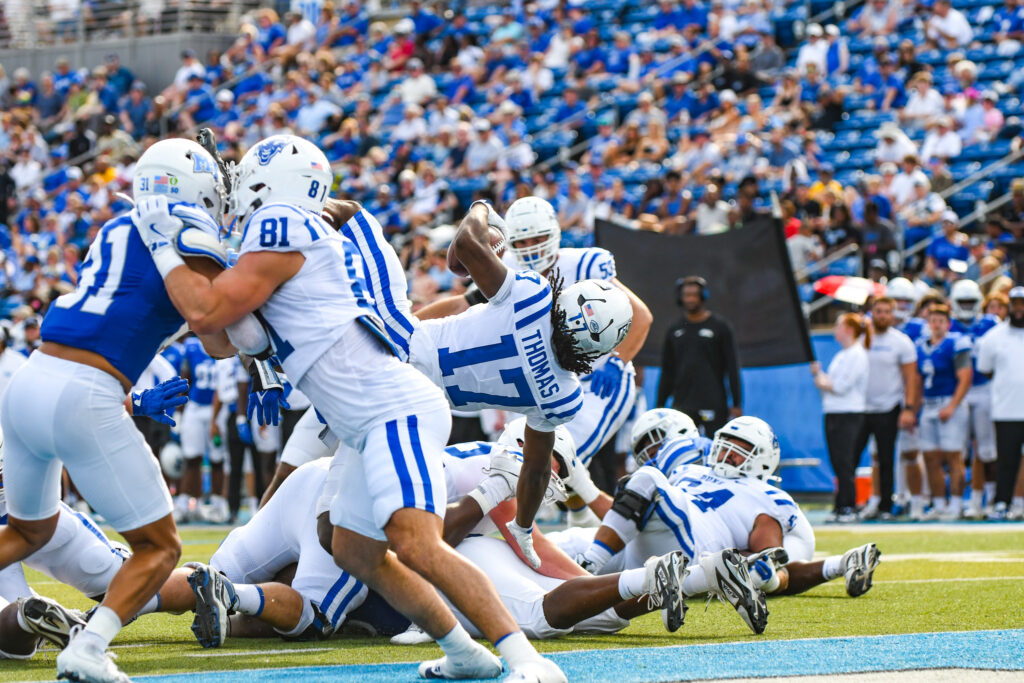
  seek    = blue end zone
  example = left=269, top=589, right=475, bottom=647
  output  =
left=139, top=629, right=1024, bottom=682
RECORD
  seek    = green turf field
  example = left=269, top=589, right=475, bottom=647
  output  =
left=6, top=525, right=1024, bottom=682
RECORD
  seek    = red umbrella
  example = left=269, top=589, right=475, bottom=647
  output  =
left=813, top=275, right=887, bottom=306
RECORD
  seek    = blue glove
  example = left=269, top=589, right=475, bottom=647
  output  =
left=132, top=377, right=190, bottom=426
left=589, top=357, right=624, bottom=399
left=235, top=415, right=253, bottom=445
left=247, top=382, right=290, bottom=427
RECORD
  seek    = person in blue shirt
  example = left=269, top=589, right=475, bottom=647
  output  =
left=181, top=73, right=217, bottom=129
left=120, top=81, right=152, bottom=140
left=162, top=339, right=186, bottom=375
left=88, top=67, right=120, bottom=114
left=103, top=53, right=135, bottom=97
left=208, top=89, right=239, bottom=133
left=52, top=57, right=82, bottom=97
left=553, top=89, right=586, bottom=128
left=256, top=9, right=287, bottom=55
left=871, top=57, right=907, bottom=111
left=178, top=334, right=229, bottom=523
left=915, top=303, right=972, bottom=519
left=331, top=0, right=369, bottom=47
left=526, top=17, right=550, bottom=53
left=678, top=0, right=709, bottom=30
left=408, top=0, right=443, bottom=36
left=925, top=211, right=970, bottom=285
left=654, top=0, right=686, bottom=31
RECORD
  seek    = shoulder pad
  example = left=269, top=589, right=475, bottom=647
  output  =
left=176, top=227, right=228, bottom=269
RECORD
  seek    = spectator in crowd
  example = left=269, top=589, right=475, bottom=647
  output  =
left=860, top=201, right=899, bottom=268
left=916, top=303, right=972, bottom=519
left=925, top=0, right=974, bottom=49
left=849, top=0, right=898, bottom=37
left=925, top=211, right=970, bottom=284
left=976, top=286, right=1024, bottom=519
left=920, top=116, right=962, bottom=164
left=658, top=275, right=742, bottom=436
left=899, top=176, right=947, bottom=248
left=796, top=23, right=827, bottom=76
left=787, top=215, right=824, bottom=276
left=856, top=297, right=919, bottom=519
left=812, top=313, right=871, bottom=523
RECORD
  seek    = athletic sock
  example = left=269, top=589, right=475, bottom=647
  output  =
left=865, top=495, right=880, bottom=509
left=136, top=593, right=162, bottom=616
left=617, top=567, right=646, bottom=600
left=969, top=488, right=984, bottom=509
left=436, top=622, right=480, bottom=658
left=984, top=482, right=996, bottom=504
left=931, top=497, right=946, bottom=512
left=822, top=555, right=844, bottom=581
left=494, top=630, right=539, bottom=668
left=947, top=496, right=963, bottom=516
left=582, top=541, right=614, bottom=572
left=77, top=606, right=121, bottom=651
left=680, top=565, right=710, bottom=597
left=234, top=584, right=264, bottom=616
left=1012, top=496, right=1024, bottom=511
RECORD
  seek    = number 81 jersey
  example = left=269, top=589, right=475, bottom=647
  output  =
left=409, top=268, right=583, bottom=432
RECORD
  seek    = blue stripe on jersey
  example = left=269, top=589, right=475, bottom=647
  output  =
left=545, top=401, right=583, bottom=421
left=444, top=442, right=492, bottom=458
left=658, top=442, right=703, bottom=475
left=331, top=580, right=364, bottom=628
left=656, top=487, right=696, bottom=544
left=515, top=302, right=552, bottom=330
left=407, top=416, right=435, bottom=515
left=71, top=508, right=116, bottom=553
left=353, top=212, right=414, bottom=336
left=579, top=370, right=630, bottom=460
left=513, top=287, right=550, bottom=313
left=301, top=216, right=323, bottom=242
left=575, top=257, right=585, bottom=282
left=0, top=514, right=7, bottom=525
left=774, top=498, right=797, bottom=507
left=653, top=504, right=694, bottom=558
left=320, top=571, right=352, bottom=617
left=584, top=252, right=599, bottom=280
left=386, top=420, right=417, bottom=508
left=541, top=386, right=581, bottom=410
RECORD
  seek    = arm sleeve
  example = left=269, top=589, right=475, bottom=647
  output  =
left=953, top=349, right=972, bottom=371
left=657, top=326, right=676, bottom=407
left=721, top=319, right=743, bottom=408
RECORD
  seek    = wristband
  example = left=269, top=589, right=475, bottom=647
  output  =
left=151, top=247, right=186, bottom=279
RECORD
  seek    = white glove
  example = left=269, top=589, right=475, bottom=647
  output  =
left=506, top=520, right=541, bottom=569
left=485, top=447, right=566, bottom=505
left=131, top=196, right=185, bottom=278
left=563, top=453, right=601, bottom=504
left=471, top=200, right=508, bottom=240
left=170, top=202, right=222, bottom=236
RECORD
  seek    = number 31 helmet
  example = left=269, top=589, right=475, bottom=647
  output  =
left=505, top=196, right=561, bottom=274
left=709, top=416, right=780, bottom=482
left=232, top=135, right=334, bottom=228
left=132, top=138, right=225, bottom=221
left=557, top=279, right=633, bottom=357
left=630, top=408, right=699, bottom=466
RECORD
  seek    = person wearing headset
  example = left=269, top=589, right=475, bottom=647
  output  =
left=656, top=275, right=743, bottom=436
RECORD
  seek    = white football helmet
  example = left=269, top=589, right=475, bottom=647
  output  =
left=630, top=408, right=699, bottom=467
left=132, top=138, right=225, bottom=221
left=709, top=416, right=780, bottom=482
left=557, top=279, right=633, bottom=357
left=950, top=279, right=982, bottom=323
left=232, top=135, right=334, bottom=229
left=160, top=441, right=184, bottom=480
left=505, top=196, right=561, bottom=274
left=885, top=277, right=919, bottom=322
left=498, top=417, right=578, bottom=484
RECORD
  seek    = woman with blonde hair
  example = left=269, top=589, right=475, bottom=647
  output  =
left=812, top=313, right=872, bottom=522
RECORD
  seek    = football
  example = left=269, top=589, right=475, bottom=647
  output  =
left=446, top=225, right=506, bottom=278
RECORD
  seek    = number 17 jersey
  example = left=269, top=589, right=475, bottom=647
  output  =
left=409, top=268, right=583, bottom=432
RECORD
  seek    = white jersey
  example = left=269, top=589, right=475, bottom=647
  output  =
left=441, top=441, right=507, bottom=536
left=336, top=208, right=415, bottom=361
left=551, top=247, right=616, bottom=285
left=214, top=356, right=245, bottom=406
left=239, top=202, right=389, bottom=385
left=410, top=268, right=583, bottom=432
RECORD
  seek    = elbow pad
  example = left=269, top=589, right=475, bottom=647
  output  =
left=610, top=486, right=657, bottom=531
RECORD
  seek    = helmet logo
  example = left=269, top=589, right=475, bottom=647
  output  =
left=153, top=174, right=180, bottom=195
left=256, top=139, right=287, bottom=166
left=192, top=153, right=216, bottom=176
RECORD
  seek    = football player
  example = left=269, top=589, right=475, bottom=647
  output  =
left=950, top=279, right=1001, bottom=518
left=0, top=138, right=280, bottom=683
left=557, top=417, right=881, bottom=632
left=135, top=135, right=566, bottom=682
left=409, top=201, right=633, bottom=567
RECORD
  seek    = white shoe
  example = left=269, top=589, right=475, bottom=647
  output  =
left=506, top=658, right=568, bottom=683
left=841, top=543, right=881, bottom=597
left=56, top=634, right=130, bottom=683
left=642, top=551, right=687, bottom=632
left=418, top=643, right=503, bottom=679
left=908, top=498, right=926, bottom=522
left=964, top=501, right=984, bottom=519
left=391, top=623, right=433, bottom=645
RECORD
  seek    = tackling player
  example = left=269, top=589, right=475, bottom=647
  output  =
left=134, top=134, right=566, bottom=682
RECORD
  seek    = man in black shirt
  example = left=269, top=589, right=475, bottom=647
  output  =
left=657, top=275, right=743, bottom=436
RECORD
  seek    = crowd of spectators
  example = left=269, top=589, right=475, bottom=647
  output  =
left=0, top=0, right=1022, bottom=349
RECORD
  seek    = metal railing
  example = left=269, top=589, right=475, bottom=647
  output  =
left=794, top=241, right=861, bottom=282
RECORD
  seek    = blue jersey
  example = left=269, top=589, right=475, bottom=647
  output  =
left=900, top=317, right=926, bottom=342
left=916, top=332, right=972, bottom=399
left=40, top=214, right=185, bottom=384
left=161, top=341, right=186, bottom=374
left=968, top=314, right=1000, bottom=387
left=653, top=435, right=713, bottom=481
left=182, top=336, right=217, bottom=405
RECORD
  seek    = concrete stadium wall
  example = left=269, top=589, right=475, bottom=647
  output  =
left=0, top=33, right=237, bottom=90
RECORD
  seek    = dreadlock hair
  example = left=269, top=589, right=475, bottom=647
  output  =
left=548, top=272, right=601, bottom=375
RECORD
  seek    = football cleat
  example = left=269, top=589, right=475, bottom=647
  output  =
left=506, top=658, right=568, bottom=683
left=56, top=634, right=130, bottom=683
left=17, top=596, right=87, bottom=649
left=842, top=543, right=881, bottom=598
left=642, top=551, right=687, bottom=633
left=188, top=563, right=238, bottom=648
left=702, top=548, right=768, bottom=634
left=418, top=643, right=503, bottom=679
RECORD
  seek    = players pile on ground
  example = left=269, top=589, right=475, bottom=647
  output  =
left=0, top=133, right=883, bottom=683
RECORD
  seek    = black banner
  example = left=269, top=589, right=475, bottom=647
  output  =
left=595, top=216, right=812, bottom=368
